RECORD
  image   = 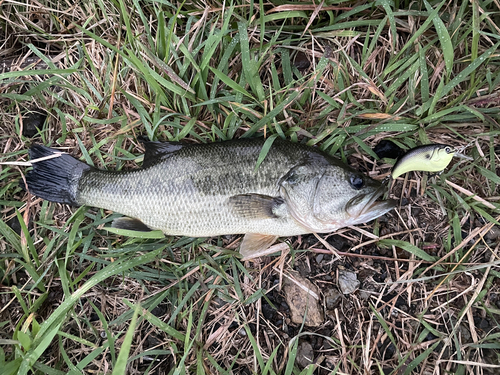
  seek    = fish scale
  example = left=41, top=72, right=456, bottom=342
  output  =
left=77, top=140, right=303, bottom=236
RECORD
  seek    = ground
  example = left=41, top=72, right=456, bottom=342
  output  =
left=0, top=1, right=499, bottom=374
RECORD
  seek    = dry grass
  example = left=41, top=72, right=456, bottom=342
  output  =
left=1, top=0, right=500, bottom=374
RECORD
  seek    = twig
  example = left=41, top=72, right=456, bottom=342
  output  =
left=0, top=152, right=63, bottom=166
left=445, top=179, right=497, bottom=209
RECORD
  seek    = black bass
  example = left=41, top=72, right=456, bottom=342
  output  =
left=24, top=138, right=396, bottom=258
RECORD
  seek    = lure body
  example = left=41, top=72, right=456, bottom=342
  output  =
left=391, top=144, right=454, bottom=179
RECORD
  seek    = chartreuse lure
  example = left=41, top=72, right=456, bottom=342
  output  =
left=391, top=144, right=455, bottom=179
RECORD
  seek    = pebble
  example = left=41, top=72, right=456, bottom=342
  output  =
left=358, top=290, right=371, bottom=300
left=293, top=51, right=310, bottom=71
left=283, top=271, right=324, bottom=327
left=338, top=270, right=360, bottom=294
left=485, top=226, right=500, bottom=241
left=295, top=341, right=314, bottom=369
left=22, top=110, right=47, bottom=138
left=150, top=304, right=167, bottom=317
left=373, top=139, right=404, bottom=159
left=457, top=325, right=471, bottom=342
left=324, top=289, right=342, bottom=309
left=262, top=302, right=275, bottom=320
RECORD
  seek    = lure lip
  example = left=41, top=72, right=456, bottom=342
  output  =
left=453, top=152, right=473, bottom=161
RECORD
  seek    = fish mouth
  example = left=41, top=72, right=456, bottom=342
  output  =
left=346, top=183, right=396, bottom=225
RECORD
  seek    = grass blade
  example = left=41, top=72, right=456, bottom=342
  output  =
left=111, top=304, right=140, bottom=375
left=17, top=249, right=162, bottom=375
left=423, top=0, right=454, bottom=77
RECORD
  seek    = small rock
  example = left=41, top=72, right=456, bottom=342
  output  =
left=327, top=235, right=348, bottom=251
left=293, top=51, right=310, bottom=71
left=325, top=356, right=339, bottom=370
left=358, top=268, right=374, bottom=281
left=485, top=226, right=500, bottom=241
left=373, top=139, right=404, bottom=160
left=338, top=270, right=360, bottom=294
left=212, top=296, right=227, bottom=309
left=146, top=334, right=161, bottom=348
left=424, top=332, right=438, bottom=342
left=283, top=271, right=324, bottom=327
left=151, top=304, right=167, bottom=317
left=358, top=290, right=371, bottom=300
left=295, top=341, right=314, bottom=369
left=457, top=324, right=471, bottom=342
left=382, top=342, right=396, bottom=360
left=479, top=318, right=490, bottom=330
left=262, top=302, right=276, bottom=320
left=324, top=289, right=342, bottom=309
left=6, top=215, right=32, bottom=235
left=6, top=216, right=23, bottom=235
left=22, top=109, right=47, bottom=137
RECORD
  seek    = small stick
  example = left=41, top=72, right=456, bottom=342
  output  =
left=313, top=232, right=341, bottom=260
left=445, top=179, right=496, bottom=209
left=308, top=248, right=479, bottom=265
left=0, top=152, right=63, bottom=166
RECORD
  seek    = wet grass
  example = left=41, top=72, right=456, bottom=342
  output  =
left=1, top=0, right=500, bottom=374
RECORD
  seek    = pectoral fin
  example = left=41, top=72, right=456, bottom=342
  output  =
left=239, top=233, right=279, bottom=260
left=229, top=194, right=285, bottom=219
left=111, top=217, right=152, bottom=232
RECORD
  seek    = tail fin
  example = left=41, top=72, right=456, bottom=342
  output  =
left=22, top=145, right=94, bottom=205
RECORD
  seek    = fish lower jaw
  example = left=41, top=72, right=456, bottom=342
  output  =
left=346, top=200, right=397, bottom=226
left=286, top=217, right=345, bottom=234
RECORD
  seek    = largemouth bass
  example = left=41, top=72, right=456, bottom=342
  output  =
left=24, top=138, right=396, bottom=258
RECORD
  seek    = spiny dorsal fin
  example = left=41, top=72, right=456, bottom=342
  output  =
left=139, top=137, right=184, bottom=168
left=240, top=233, right=279, bottom=260
left=111, top=217, right=152, bottom=232
left=228, top=194, right=285, bottom=219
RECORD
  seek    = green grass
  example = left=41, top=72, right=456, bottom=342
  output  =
left=1, top=0, right=500, bottom=374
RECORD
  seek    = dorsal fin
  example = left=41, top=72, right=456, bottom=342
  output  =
left=139, top=137, right=184, bottom=168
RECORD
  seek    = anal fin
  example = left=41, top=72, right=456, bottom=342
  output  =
left=240, top=233, right=279, bottom=260
left=111, top=217, right=152, bottom=232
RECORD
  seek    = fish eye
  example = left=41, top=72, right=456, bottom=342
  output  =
left=444, top=146, right=452, bottom=153
left=350, top=175, right=364, bottom=190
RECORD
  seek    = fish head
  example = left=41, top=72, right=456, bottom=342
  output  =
left=280, top=162, right=396, bottom=233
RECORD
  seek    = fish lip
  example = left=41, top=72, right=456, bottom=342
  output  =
left=361, top=184, right=388, bottom=215
left=346, top=183, right=396, bottom=223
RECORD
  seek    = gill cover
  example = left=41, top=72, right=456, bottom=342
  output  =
left=279, top=164, right=325, bottom=232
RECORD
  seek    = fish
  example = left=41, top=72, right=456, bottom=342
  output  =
left=391, top=144, right=455, bottom=179
left=23, top=138, right=396, bottom=259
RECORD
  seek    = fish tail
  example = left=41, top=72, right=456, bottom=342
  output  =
left=22, top=145, right=94, bottom=205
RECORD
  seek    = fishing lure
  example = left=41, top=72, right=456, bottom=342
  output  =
left=391, top=144, right=455, bottom=179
